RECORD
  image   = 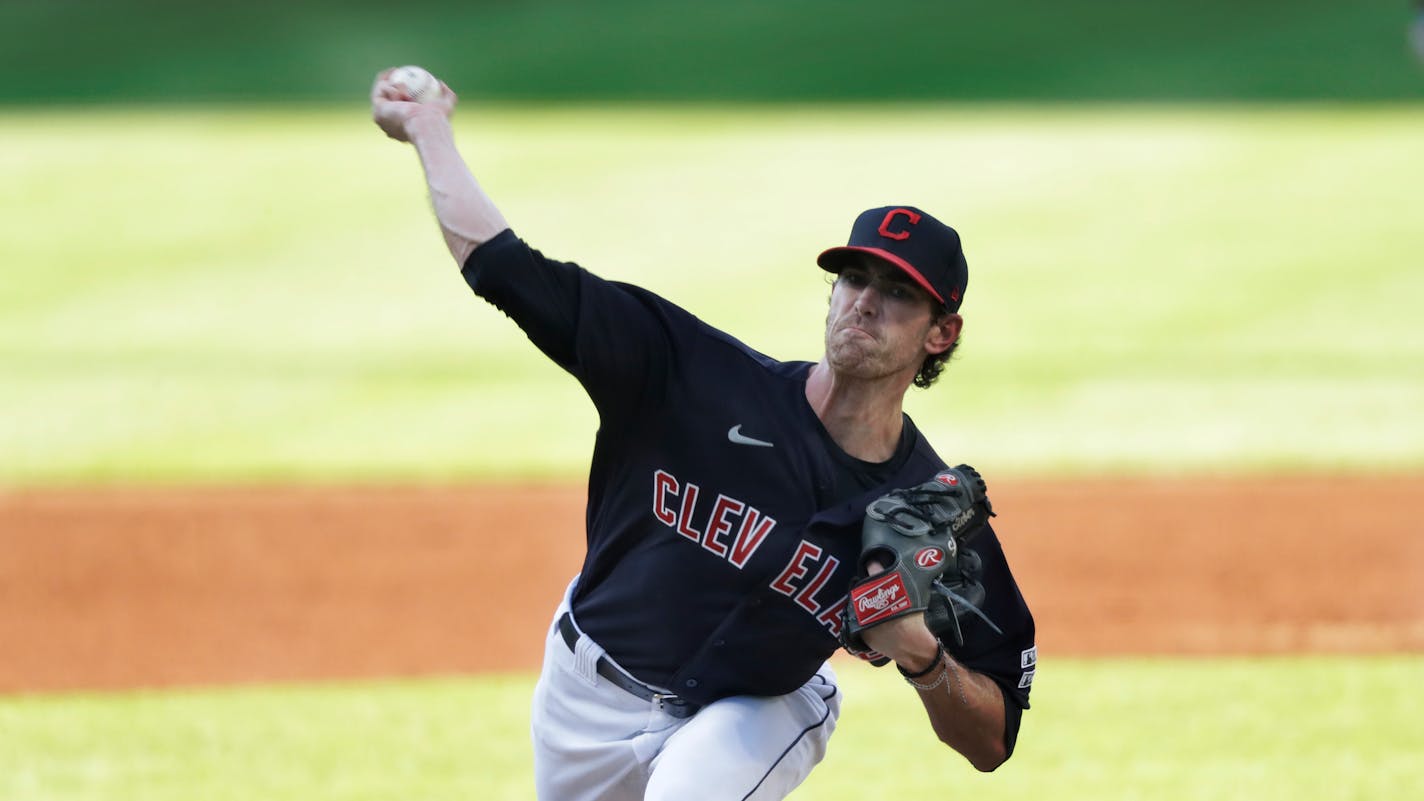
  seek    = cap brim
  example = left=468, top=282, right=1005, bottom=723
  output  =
left=817, top=246, right=946, bottom=305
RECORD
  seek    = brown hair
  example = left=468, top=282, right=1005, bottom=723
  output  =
left=914, top=310, right=959, bottom=389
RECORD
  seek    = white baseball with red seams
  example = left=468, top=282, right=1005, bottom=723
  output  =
left=389, top=65, right=439, bottom=103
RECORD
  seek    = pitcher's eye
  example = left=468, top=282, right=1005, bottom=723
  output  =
left=838, top=270, right=869, bottom=287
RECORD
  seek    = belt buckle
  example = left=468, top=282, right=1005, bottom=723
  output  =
left=653, top=692, right=686, bottom=714
left=652, top=692, right=699, bottom=719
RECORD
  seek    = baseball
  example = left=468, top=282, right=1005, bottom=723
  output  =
left=388, top=65, right=440, bottom=103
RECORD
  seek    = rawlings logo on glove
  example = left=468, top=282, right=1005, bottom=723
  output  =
left=851, top=574, right=911, bottom=625
left=839, top=464, right=995, bottom=665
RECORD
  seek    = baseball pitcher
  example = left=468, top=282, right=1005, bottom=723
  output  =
left=371, top=67, right=1036, bottom=800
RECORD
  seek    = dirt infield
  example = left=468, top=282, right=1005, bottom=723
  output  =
left=2, top=476, right=1421, bottom=693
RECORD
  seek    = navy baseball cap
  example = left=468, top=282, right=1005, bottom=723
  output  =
left=817, top=206, right=969, bottom=312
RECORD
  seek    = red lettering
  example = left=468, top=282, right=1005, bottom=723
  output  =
left=793, top=554, right=840, bottom=615
left=676, top=482, right=703, bottom=542
left=652, top=470, right=677, bottom=526
left=651, top=469, right=773, bottom=572
left=817, top=596, right=848, bottom=638
left=728, top=510, right=776, bottom=568
left=702, top=495, right=743, bottom=558
left=877, top=208, right=921, bottom=241
left=770, top=541, right=822, bottom=596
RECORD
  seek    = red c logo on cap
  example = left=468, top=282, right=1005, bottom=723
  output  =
left=878, top=208, right=921, bottom=241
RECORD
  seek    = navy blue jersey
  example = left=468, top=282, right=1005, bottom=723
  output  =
left=464, top=231, right=1035, bottom=714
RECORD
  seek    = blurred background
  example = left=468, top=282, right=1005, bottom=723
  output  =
left=4, top=0, right=1422, bottom=104
left=1, top=2, right=1421, bottom=800
left=2, top=0, right=1422, bottom=482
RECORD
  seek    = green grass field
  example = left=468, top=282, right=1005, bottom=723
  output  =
left=3, top=657, right=1420, bottom=801
left=2, top=104, right=1422, bottom=484
left=4, top=2, right=1420, bottom=794
left=4, top=103, right=1420, bottom=798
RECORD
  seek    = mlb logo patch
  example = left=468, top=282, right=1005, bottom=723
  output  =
left=1018, top=669, right=1036, bottom=689
left=1021, top=646, right=1037, bottom=669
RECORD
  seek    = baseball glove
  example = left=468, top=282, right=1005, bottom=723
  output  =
left=840, top=465, right=995, bottom=665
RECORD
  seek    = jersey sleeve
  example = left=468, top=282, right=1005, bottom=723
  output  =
left=944, top=526, right=1035, bottom=705
left=461, top=229, right=686, bottom=423
left=941, top=524, right=1037, bottom=756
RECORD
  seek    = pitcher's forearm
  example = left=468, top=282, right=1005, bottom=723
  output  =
left=406, top=111, right=510, bottom=266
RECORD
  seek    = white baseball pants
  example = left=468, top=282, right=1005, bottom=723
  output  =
left=531, top=587, right=841, bottom=801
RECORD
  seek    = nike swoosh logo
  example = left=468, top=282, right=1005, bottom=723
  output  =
left=727, top=424, right=774, bottom=448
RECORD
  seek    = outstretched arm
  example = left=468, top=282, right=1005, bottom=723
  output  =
left=370, top=67, right=509, bottom=266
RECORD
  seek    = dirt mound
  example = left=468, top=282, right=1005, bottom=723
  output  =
left=2, top=476, right=1419, bottom=693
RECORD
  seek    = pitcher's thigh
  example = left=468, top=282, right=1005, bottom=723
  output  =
left=531, top=620, right=672, bottom=801
left=645, top=670, right=840, bottom=801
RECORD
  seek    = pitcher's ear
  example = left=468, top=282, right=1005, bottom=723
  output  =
left=926, top=313, right=962, bottom=355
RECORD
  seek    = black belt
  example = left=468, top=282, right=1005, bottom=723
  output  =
left=557, top=612, right=701, bottom=719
